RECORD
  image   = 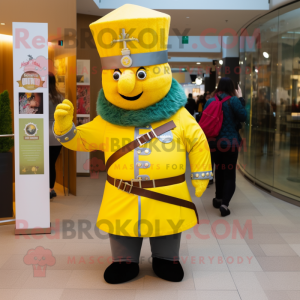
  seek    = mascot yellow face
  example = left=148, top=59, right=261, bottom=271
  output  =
left=90, top=4, right=172, bottom=110
left=102, top=63, right=172, bottom=110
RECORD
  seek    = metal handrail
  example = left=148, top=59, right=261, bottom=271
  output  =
left=0, top=219, right=15, bottom=224
left=0, top=134, right=14, bottom=137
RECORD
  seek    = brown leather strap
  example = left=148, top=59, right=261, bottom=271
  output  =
left=106, top=121, right=176, bottom=171
left=107, top=176, right=199, bottom=223
left=107, top=174, right=185, bottom=189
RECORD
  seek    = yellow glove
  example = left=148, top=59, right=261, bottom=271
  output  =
left=54, top=99, right=74, bottom=136
left=192, top=179, right=209, bottom=197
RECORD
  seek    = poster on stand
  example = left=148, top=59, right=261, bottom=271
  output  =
left=13, top=22, right=50, bottom=234
left=19, top=119, right=44, bottom=175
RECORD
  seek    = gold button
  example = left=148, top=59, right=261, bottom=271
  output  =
left=65, top=137, right=69, bottom=141
left=74, top=129, right=77, bottom=134
left=145, top=163, right=149, bottom=167
left=137, top=150, right=141, bottom=154
left=146, top=126, right=150, bottom=128
left=145, top=150, right=149, bottom=154
left=206, top=172, right=209, bottom=176
left=145, top=177, right=149, bottom=180
left=202, top=173, right=205, bottom=177
left=196, top=174, right=199, bottom=178
left=191, top=174, right=193, bottom=179
left=210, top=172, right=213, bottom=176
left=57, top=138, right=60, bottom=142
left=137, top=163, right=142, bottom=167
left=138, top=177, right=142, bottom=180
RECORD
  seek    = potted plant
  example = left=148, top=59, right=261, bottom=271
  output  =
left=0, top=90, right=14, bottom=218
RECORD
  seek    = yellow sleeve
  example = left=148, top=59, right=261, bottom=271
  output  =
left=179, top=108, right=212, bottom=197
left=56, top=115, right=107, bottom=153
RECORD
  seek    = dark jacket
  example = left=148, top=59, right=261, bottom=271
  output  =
left=185, top=97, right=196, bottom=116
left=204, top=93, right=247, bottom=148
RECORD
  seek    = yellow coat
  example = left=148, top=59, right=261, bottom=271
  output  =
left=62, top=107, right=211, bottom=237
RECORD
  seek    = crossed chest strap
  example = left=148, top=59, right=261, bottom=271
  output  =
left=106, top=121, right=199, bottom=223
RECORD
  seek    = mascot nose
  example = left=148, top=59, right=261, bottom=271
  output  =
left=118, top=70, right=136, bottom=95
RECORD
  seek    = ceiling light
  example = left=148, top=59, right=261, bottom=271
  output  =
left=263, top=52, right=269, bottom=58
left=186, top=17, right=189, bottom=18
left=255, top=69, right=258, bottom=73
left=0, top=23, right=5, bottom=25
left=195, top=78, right=202, bottom=85
left=219, top=60, right=223, bottom=65
left=196, top=62, right=201, bottom=65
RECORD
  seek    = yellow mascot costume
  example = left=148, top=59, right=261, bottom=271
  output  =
left=53, top=4, right=212, bottom=284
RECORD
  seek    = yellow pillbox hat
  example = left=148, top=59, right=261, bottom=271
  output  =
left=89, top=4, right=170, bottom=70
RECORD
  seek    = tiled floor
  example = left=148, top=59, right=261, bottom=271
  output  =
left=1, top=168, right=300, bottom=300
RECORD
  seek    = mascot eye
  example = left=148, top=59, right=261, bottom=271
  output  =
left=137, top=69, right=147, bottom=80
left=113, top=71, right=121, bottom=81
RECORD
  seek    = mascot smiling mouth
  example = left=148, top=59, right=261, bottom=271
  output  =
left=119, top=92, right=143, bottom=101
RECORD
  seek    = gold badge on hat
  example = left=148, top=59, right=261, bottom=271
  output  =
left=111, top=29, right=139, bottom=67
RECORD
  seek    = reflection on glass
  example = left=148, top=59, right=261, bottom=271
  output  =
left=239, top=2, right=300, bottom=199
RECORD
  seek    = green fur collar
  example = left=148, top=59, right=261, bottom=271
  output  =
left=96, top=78, right=186, bottom=127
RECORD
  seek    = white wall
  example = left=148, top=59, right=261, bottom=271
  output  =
left=94, top=0, right=269, bottom=10
left=270, top=0, right=295, bottom=10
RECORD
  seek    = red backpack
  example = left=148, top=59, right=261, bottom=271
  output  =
left=199, top=94, right=231, bottom=138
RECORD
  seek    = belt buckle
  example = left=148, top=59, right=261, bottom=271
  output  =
left=131, top=178, right=142, bottom=188
left=123, top=182, right=133, bottom=194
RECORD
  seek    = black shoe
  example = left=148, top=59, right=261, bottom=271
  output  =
left=213, top=198, right=222, bottom=209
left=152, top=257, right=184, bottom=282
left=220, top=205, right=231, bottom=217
left=50, top=190, right=56, bottom=199
left=104, top=262, right=139, bottom=284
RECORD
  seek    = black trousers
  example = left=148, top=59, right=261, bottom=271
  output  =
left=211, top=147, right=239, bottom=207
left=49, top=146, right=62, bottom=189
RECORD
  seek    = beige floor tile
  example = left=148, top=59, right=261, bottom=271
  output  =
left=187, top=244, right=229, bottom=271
left=193, top=271, right=236, bottom=290
left=265, top=272, right=300, bottom=290
left=280, top=233, right=300, bottom=244
left=143, top=269, right=195, bottom=290
left=13, top=289, right=63, bottom=300
left=0, top=289, right=19, bottom=299
left=1, top=255, right=28, bottom=270
left=247, top=244, right=266, bottom=257
left=260, top=244, right=298, bottom=257
left=0, top=270, right=31, bottom=288
left=245, top=233, right=287, bottom=245
left=273, top=224, right=300, bottom=234
left=0, top=254, right=11, bottom=268
left=220, top=245, right=263, bottom=272
left=177, top=290, right=197, bottom=300
left=66, top=270, right=144, bottom=289
left=238, top=290, right=268, bottom=300
left=286, top=291, right=300, bottom=300
left=256, top=257, right=300, bottom=272
left=264, top=290, right=290, bottom=300
left=194, top=291, right=241, bottom=300
left=289, top=244, right=300, bottom=257
left=60, top=289, right=136, bottom=300
left=21, top=270, right=72, bottom=289
left=58, top=242, right=111, bottom=256
left=135, top=290, right=177, bottom=300
left=231, top=272, right=264, bottom=291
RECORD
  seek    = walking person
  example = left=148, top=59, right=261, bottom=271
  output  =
left=203, top=78, right=246, bottom=216
left=48, top=72, right=63, bottom=200
left=185, top=93, right=196, bottom=116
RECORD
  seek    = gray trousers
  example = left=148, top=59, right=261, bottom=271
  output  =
left=109, top=233, right=182, bottom=263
